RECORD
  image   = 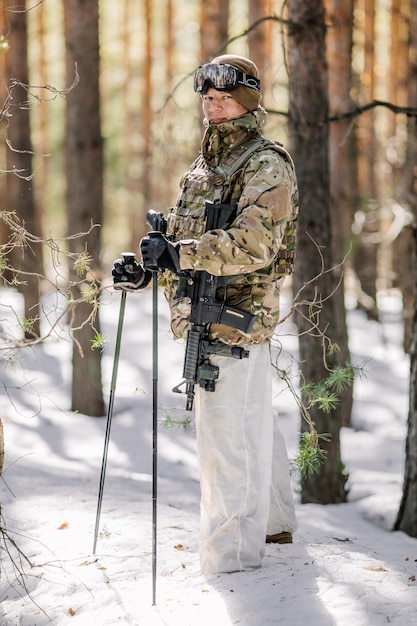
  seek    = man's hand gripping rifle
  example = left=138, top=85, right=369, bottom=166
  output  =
left=145, top=203, right=255, bottom=411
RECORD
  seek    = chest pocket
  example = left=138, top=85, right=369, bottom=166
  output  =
left=166, top=159, right=227, bottom=240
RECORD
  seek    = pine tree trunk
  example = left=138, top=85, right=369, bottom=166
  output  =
left=353, top=0, right=379, bottom=320
left=395, top=0, right=417, bottom=536
left=0, top=418, right=3, bottom=545
left=5, top=0, right=43, bottom=339
left=395, top=225, right=417, bottom=536
left=120, top=0, right=140, bottom=251
left=132, top=0, right=153, bottom=251
left=0, top=9, right=9, bottom=246
left=324, top=0, right=354, bottom=426
left=287, top=0, right=348, bottom=503
left=0, top=419, right=3, bottom=479
left=64, top=0, right=104, bottom=417
left=34, top=0, right=48, bottom=219
left=391, top=0, right=414, bottom=352
left=200, top=0, right=229, bottom=61
left=248, top=0, right=274, bottom=106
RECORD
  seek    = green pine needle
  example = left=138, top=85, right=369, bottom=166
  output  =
left=74, top=251, right=92, bottom=277
left=293, top=431, right=331, bottom=480
left=326, top=362, right=355, bottom=393
left=83, top=285, right=98, bottom=304
left=161, top=413, right=192, bottom=431
left=90, top=333, right=107, bottom=351
left=21, top=316, right=37, bottom=335
left=311, top=389, right=340, bottom=412
left=301, top=380, right=339, bottom=413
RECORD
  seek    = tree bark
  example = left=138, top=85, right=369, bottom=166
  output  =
left=200, top=0, right=229, bottom=61
left=0, top=418, right=3, bottom=540
left=287, top=0, right=348, bottom=503
left=324, top=0, right=355, bottom=426
left=248, top=0, right=274, bottom=105
left=391, top=0, right=414, bottom=352
left=395, top=0, right=417, bottom=537
left=353, top=0, right=379, bottom=321
left=131, top=0, right=153, bottom=251
left=64, top=0, right=104, bottom=417
left=395, top=225, right=417, bottom=536
left=5, top=0, right=43, bottom=338
left=0, top=8, right=9, bottom=246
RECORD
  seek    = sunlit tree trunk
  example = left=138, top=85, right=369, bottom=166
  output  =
left=0, top=10, right=9, bottom=245
left=325, top=0, right=356, bottom=252
left=395, top=223, right=417, bottom=537
left=248, top=0, right=274, bottom=105
left=200, top=0, right=229, bottom=61
left=122, top=0, right=140, bottom=251
left=5, top=0, right=43, bottom=338
left=388, top=0, right=409, bottom=173
left=0, top=418, right=3, bottom=535
left=324, top=0, right=354, bottom=426
left=287, top=0, right=348, bottom=504
left=198, top=0, right=229, bottom=141
left=353, top=0, right=379, bottom=320
left=395, top=0, right=417, bottom=538
left=129, top=0, right=153, bottom=251
left=391, top=0, right=413, bottom=351
left=34, top=0, right=48, bottom=220
left=158, top=0, right=175, bottom=205
left=64, top=0, right=104, bottom=416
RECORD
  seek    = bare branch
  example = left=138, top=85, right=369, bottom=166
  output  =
left=268, top=99, right=417, bottom=122
left=0, top=211, right=104, bottom=352
left=0, top=66, right=79, bottom=177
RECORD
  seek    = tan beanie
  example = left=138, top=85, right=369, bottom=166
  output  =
left=211, top=54, right=262, bottom=112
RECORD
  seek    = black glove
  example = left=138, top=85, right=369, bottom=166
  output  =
left=140, top=233, right=180, bottom=273
left=112, top=252, right=152, bottom=291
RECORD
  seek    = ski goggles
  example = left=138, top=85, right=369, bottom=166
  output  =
left=193, top=63, right=261, bottom=94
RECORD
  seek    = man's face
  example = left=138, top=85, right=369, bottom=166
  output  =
left=202, top=87, right=248, bottom=124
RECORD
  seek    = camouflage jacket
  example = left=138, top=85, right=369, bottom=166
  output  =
left=163, top=109, right=299, bottom=346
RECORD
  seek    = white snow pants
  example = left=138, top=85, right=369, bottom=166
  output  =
left=195, top=342, right=296, bottom=575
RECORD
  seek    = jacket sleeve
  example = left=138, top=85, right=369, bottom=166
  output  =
left=178, top=149, right=295, bottom=276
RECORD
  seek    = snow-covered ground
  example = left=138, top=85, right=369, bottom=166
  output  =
left=1, top=285, right=416, bottom=625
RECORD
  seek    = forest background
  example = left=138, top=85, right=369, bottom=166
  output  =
left=1, top=0, right=417, bottom=537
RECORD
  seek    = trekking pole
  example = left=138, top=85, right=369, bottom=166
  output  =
left=151, top=268, right=158, bottom=606
left=93, top=288, right=127, bottom=555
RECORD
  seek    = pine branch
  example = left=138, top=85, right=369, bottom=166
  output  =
left=292, top=431, right=331, bottom=480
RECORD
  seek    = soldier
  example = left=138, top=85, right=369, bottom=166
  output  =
left=113, top=55, right=298, bottom=575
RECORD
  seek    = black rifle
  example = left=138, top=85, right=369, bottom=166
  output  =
left=147, top=202, right=255, bottom=411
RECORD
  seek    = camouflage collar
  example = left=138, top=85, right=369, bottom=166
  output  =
left=201, top=109, right=267, bottom=168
